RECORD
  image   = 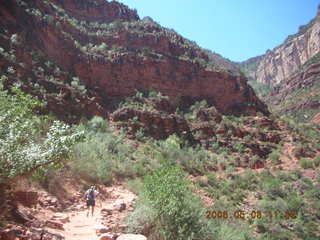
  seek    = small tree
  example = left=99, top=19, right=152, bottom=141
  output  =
left=142, top=165, right=210, bottom=239
left=0, top=88, right=84, bottom=183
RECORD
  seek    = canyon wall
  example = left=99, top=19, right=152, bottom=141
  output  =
left=256, top=9, right=320, bottom=86
left=0, top=0, right=268, bottom=122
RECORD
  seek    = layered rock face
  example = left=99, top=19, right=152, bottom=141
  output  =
left=238, top=55, right=264, bottom=81
left=239, top=7, right=320, bottom=121
left=0, top=0, right=268, bottom=122
left=266, top=62, right=320, bottom=120
left=50, top=0, right=140, bottom=22
left=255, top=11, right=320, bottom=86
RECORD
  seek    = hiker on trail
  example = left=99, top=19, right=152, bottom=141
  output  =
left=84, top=186, right=99, bottom=217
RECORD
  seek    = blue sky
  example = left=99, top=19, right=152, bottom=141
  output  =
left=119, top=0, right=319, bottom=62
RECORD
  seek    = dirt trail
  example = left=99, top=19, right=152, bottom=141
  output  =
left=47, top=185, right=137, bottom=240
left=63, top=207, right=101, bottom=240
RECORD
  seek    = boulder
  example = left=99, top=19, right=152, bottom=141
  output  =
left=51, top=213, right=70, bottom=224
left=0, top=230, right=17, bottom=240
left=114, top=202, right=126, bottom=212
left=27, top=228, right=65, bottom=240
left=75, top=204, right=85, bottom=210
left=117, top=224, right=127, bottom=231
left=45, top=197, right=58, bottom=206
left=99, top=233, right=114, bottom=240
left=117, top=234, right=147, bottom=240
left=95, top=224, right=111, bottom=236
left=27, top=228, right=42, bottom=240
left=13, top=191, right=38, bottom=207
left=30, top=219, right=44, bottom=228
left=45, top=220, right=64, bottom=230
left=52, top=213, right=63, bottom=218
left=111, top=108, right=194, bottom=141
left=101, top=208, right=113, bottom=216
left=196, top=107, right=222, bottom=123
left=48, top=206, right=59, bottom=212
left=11, top=207, right=31, bottom=224
left=42, top=231, right=65, bottom=240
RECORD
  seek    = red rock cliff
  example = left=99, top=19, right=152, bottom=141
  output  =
left=0, top=0, right=269, bottom=122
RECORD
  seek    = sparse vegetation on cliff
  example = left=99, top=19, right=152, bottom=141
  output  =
left=248, top=80, right=271, bottom=100
left=1, top=0, right=320, bottom=239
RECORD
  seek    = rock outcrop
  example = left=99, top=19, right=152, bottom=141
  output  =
left=267, top=62, right=320, bottom=119
left=238, top=55, right=264, bottom=81
left=111, top=107, right=194, bottom=141
left=239, top=6, right=320, bottom=121
left=13, top=191, right=38, bottom=208
left=50, top=0, right=140, bottom=23
left=0, top=0, right=268, bottom=123
left=255, top=8, right=320, bottom=86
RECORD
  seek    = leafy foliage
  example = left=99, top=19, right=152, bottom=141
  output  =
left=0, top=88, right=83, bottom=182
left=150, top=134, right=216, bottom=175
left=248, top=80, right=271, bottom=98
left=137, top=165, right=211, bottom=240
left=71, top=117, right=136, bottom=184
left=118, top=89, right=167, bottom=111
left=200, top=169, right=320, bottom=240
left=299, top=158, right=315, bottom=169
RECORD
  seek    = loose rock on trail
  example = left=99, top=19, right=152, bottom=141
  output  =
left=1, top=185, right=147, bottom=240
left=49, top=185, right=140, bottom=240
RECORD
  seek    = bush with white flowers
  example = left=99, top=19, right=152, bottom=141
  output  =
left=0, top=88, right=84, bottom=183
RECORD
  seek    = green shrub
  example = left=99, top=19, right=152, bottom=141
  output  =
left=83, top=116, right=108, bottom=133
left=314, top=155, right=320, bottom=167
left=152, top=136, right=215, bottom=174
left=184, top=100, right=209, bottom=122
left=118, top=89, right=167, bottom=112
left=214, top=222, right=252, bottom=240
left=30, top=161, right=64, bottom=188
left=239, top=169, right=258, bottom=191
left=243, top=135, right=252, bottom=142
left=275, top=171, right=298, bottom=182
left=233, top=142, right=245, bottom=153
left=211, top=142, right=221, bottom=152
left=0, top=88, right=83, bottom=182
left=299, top=158, right=314, bottom=169
left=141, top=165, right=211, bottom=240
left=190, top=100, right=208, bottom=111
left=135, top=127, right=147, bottom=142
left=125, top=178, right=144, bottom=195
left=262, top=177, right=285, bottom=199
left=286, top=192, right=304, bottom=211
left=292, top=169, right=303, bottom=179
left=125, top=199, right=156, bottom=235
left=268, top=149, right=281, bottom=165
left=207, top=173, right=219, bottom=188
left=230, top=187, right=246, bottom=202
left=71, top=118, right=135, bottom=184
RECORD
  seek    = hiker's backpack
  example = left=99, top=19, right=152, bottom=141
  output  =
left=88, top=189, right=95, bottom=200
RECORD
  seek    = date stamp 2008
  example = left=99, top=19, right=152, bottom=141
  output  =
left=205, top=210, right=297, bottom=220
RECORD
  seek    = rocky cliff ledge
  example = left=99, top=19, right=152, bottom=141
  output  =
left=0, top=0, right=268, bottom=122
left=256, top=8, right=320, bottom=86
left=238, top=6, right=320, bottom=121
